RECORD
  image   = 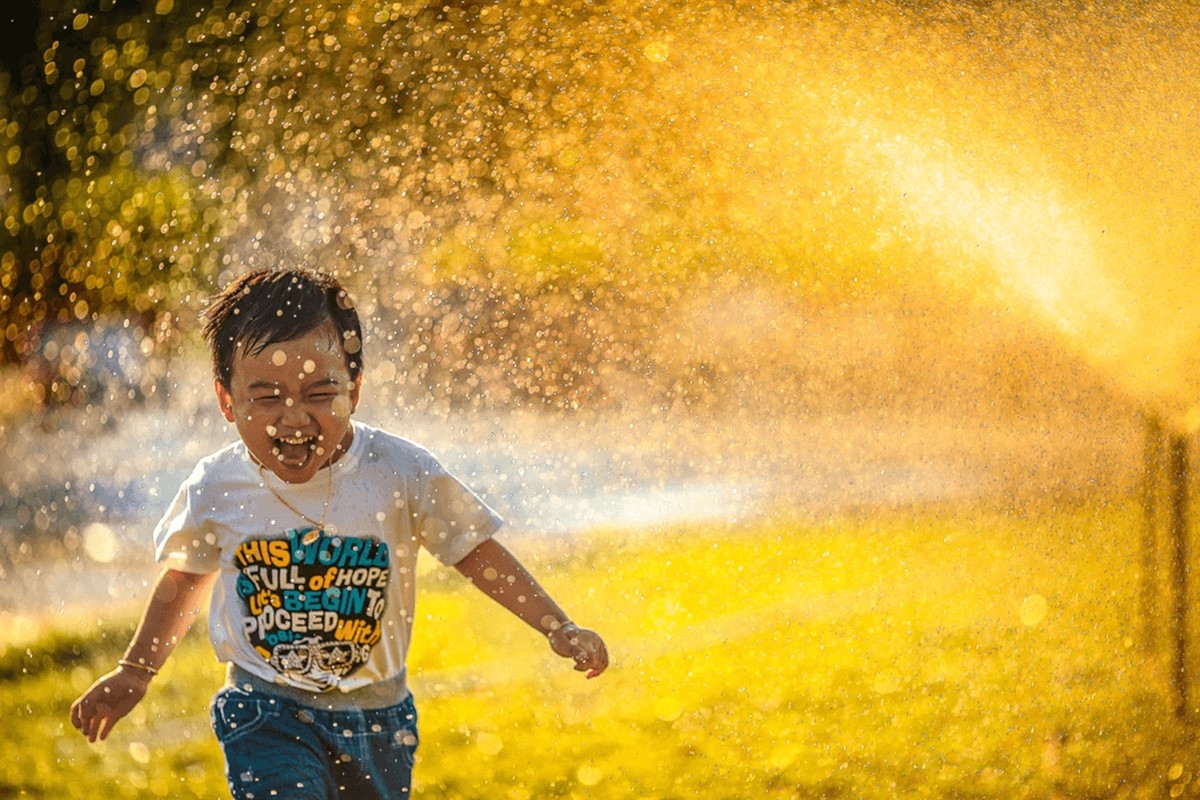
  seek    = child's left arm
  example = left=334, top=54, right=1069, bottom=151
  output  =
left=454, top=538, right=609, bottom=678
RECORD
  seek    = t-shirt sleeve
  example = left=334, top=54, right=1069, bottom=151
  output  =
left=152, top=465, right=220, bottom=574
left=413, top=454, right=503, bottom=566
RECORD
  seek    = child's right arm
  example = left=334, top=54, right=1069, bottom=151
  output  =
left=70, top=567, right=216, bottom=742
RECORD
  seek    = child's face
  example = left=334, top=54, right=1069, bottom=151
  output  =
left=214, top=326, right=361, bottom=484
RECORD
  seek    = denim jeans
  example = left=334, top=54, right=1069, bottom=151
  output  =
left=211, top=685, right=419, bottom=800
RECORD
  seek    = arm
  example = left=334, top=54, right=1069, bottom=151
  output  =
left=70, top=567, right=217, bottom=742
left=454, top=538, right=609, bottom=678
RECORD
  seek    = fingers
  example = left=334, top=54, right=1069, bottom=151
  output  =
left=69, top=697, right=83, bottom=731
left=548, top=626, right=610, bottom=678
left=71, top=698, right=99, bottom=742
left=570, top=634, right=609, bottom=679
left=71, top=694, right=93, bottom=741
left=70, top=674, right=144, bottom=742
left=97, top=711, right=119, bottom=742
left=85, top=703, right=122, bottom=742
left=71, top=694, right=108, bottom=742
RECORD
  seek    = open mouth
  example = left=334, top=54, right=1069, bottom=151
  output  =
left=272, top=434, right=320, bottom=467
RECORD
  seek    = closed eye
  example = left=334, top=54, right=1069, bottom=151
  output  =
left=304, top=379, right=343, bottom=402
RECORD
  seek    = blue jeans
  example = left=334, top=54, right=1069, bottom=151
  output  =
left=211, top=686, right=419, bottom=800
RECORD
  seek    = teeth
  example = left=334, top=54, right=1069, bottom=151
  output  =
left=280, top=436, right=312, bottom=445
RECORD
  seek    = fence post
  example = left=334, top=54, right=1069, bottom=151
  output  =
left=1169, top=434, right=1190, bottom=718
left=1142, top=415, right=1164, bottom=652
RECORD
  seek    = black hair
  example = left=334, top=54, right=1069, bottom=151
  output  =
left=201, top=267, right=364, bottom=388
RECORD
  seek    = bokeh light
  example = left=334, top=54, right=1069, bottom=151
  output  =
left=2, top=2, right=1200, bottom=797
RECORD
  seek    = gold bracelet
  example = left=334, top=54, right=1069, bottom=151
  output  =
left=547, top=620, right=577, bottom=637
left=117, top=658, right=159, bottom=676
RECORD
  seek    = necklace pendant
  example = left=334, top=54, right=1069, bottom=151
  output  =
left=301, top=528, right=322, bottom=546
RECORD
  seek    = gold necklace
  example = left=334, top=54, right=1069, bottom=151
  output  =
left=258, top=463, right=333, bottom=544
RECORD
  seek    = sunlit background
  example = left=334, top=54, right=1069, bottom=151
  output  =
left=3, top=0, right=1200, bottom=797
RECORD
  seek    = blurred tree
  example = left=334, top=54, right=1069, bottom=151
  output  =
left=0, top=5, right=39, bottom=76
left=1, top=0, right=679, bottom=409
left=1, top=0, right=225, bottom=367
left=4, top=0, right=1194, bottom=419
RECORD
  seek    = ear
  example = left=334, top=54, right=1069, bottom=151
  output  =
left=214, top=379, right=236, bottom=422
left=348, top=373, right=363, bottom=414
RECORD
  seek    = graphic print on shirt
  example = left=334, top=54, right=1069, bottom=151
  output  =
left=234, top=528, right=390, bottom=690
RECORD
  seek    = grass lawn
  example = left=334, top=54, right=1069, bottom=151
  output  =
left=2, top=500, right=1195, bottom=799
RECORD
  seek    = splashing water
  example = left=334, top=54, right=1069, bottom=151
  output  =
left=3, top=1, right=1197, bottom=424
left=2, top=1, right=1198, bottom=579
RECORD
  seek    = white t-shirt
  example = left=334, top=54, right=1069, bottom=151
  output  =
left=153, top=421, right=502, bottom=694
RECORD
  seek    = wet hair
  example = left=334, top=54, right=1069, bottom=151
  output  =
left=202, top=267, right=363, bottom=388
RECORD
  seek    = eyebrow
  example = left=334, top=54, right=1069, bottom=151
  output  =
left=245, top=378, right=342, bottom=392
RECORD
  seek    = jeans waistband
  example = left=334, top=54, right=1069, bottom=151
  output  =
left=225, top=662, right=411, bottom=711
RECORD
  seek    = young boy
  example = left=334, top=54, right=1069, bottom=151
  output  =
left=70, top=267, right=608, bottom=799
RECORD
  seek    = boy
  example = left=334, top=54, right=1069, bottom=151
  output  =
left=70, top=267, right=608, bottom=799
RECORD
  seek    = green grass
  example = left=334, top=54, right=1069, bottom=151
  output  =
left=3, top=501, right=1196, bottom=799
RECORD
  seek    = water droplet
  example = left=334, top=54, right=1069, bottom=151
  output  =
left=873, top=669, right=901, bottom=695
left=475, top=731, right=503, bottom=755
left=1020, top=594, right=1048, bottom=627
left=654, top=696, right=685, bottom=722
left=479, top=6, right=504, bottom=26
left=643, top=41, right=670, bottom=63
left=576, top=765, right=604, bottom=787
left=82, top=523, right=118, bottom=563
left=128, top=741, right=151, bottom=764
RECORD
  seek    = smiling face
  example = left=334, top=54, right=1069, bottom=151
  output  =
left=215, top=326, right=361, bottom=484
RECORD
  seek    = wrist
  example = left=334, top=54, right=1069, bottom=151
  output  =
left=117, top=658, right=159, bottom=681
left=544, top=618, right=577, bottom=637
left=547, top=624, right=582, bottom=649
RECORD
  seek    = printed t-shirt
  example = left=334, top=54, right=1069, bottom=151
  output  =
left=153, top=422, right=503, bottom=694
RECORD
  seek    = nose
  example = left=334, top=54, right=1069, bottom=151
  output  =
left=279, top=403, right=312, bottom=429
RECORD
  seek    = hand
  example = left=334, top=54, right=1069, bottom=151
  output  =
left=69, top=666, right=152, bottom=742
left=548, top=623, right=609, bottom=679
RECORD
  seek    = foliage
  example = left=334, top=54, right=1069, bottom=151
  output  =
left=1, top=0, right=225, bottom=363
left=0, top=1, right=983, bottom=397
left=0, top=620, right=132, bottom=681
left=3, top=503, right=1197, bottom=798
left=3, top=0, right=1200, bottom=419
left=1, top=0, right=662, bottom=410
